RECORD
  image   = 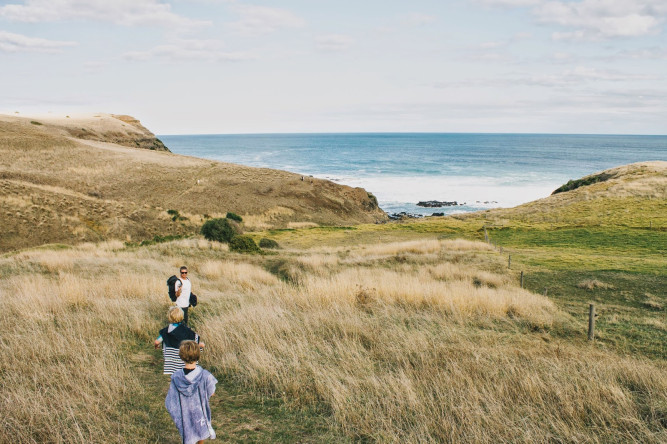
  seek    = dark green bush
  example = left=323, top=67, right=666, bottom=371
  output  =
left=259, top=238, right=279, bottom=249
left=552, top=173, right=612, bottom=195
left=229, top=235, right=261, bottom=253
left=226, top=212, right=243, bottom=222
left=201, top=218, right=237, bottom=243
left=167, top=209, right=181, bottom=221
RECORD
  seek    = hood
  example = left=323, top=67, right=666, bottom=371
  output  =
left=171, top=366, right=203, bottom=397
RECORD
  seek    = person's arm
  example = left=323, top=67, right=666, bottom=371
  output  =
left=154, top=335, right=163, bottom=349
left=175, top=280, right=182, bottom=297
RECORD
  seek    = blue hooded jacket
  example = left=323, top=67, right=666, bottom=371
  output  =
left=165, top=366, right=218, bottom=444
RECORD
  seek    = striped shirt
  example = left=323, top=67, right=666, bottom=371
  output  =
left=156, top=323, right=200, bottom=375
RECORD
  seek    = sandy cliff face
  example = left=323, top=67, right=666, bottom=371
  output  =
left=0, top=113, right=386, bottom=252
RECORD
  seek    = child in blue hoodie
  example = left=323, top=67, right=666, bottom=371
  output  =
left=165, top=340, right=218, bottom=444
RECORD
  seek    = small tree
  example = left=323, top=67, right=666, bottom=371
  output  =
left=201, top=218, right=237, bottom=243
left=229, top=235, right=261, bottom=253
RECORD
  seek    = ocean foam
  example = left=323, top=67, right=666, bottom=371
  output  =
left=325, top=174, right=560, bottom=210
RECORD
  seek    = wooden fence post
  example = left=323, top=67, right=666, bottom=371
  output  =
left=520, top=271, right=524, bottom=288
left=508, top=255, right=511, bottom=269
left=588, top=304, right=595, bottom=341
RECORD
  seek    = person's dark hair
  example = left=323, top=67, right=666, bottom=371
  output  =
left=179, top=340, right=200, bottom=364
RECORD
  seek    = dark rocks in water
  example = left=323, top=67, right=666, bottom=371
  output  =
left=429, top=212, right=445, bottom=217
left=388, top=212, right=423, bottom=220
left=417, top=200, right=458, bottom=208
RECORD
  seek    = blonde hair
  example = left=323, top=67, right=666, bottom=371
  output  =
left=179, top=340, right=200, bottom=364
left=167, top=306, right=184, bottom=324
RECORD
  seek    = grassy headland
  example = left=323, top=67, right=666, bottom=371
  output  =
left=0, top=113, right=385, bottom=252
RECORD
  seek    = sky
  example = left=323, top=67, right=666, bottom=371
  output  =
left=1, top=0, right=666, bottom=135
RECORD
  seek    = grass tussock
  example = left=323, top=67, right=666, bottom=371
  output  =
left=577, top=278, right=615, bottom=290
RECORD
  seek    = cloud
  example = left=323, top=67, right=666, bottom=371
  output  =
left=0, top=30, right=76, bottom=53
left=316, top=34, right=354, bottom=52
left=402, top=13, right=437, bottom=26
left=436, top=66, right=655, bottom=89
left=229, top=5, right=304, bottom=36
left=122, top=39, right=254, bottom=62
left=473, top=0, right=540, bottom=7
left=536, top=1, right=664, bottom=39
left=474, top=0, right=667, bottom=39
left=0, top=0, right=208, bottom=28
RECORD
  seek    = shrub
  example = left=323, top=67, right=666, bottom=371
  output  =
left=229, top=235, right=261, bottom=253
left=226, top=212, right=243, bottom=222
left=201, top=218, right=238, bottom=243
left=259, top=238, right=279, bottom=249
left=552, top=173, right=612, bottom=194
left=167, top=209, right=180, bottom=221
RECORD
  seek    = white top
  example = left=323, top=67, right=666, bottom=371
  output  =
left=175, top=278, right=191, bottom=308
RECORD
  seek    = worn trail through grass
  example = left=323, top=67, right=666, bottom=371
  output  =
left=132, top=312, right=342, bottom=443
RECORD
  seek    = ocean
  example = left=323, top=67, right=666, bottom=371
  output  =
left=159, top=133, right=667, bottom=216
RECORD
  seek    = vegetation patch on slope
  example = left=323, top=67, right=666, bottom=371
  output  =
left=552, top=172, right=612, bottom=194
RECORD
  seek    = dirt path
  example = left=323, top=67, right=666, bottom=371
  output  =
left=129, top=325, right=345, bottom=443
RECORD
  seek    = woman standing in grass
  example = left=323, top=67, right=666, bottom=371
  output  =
left=154, top=306, right=205, bottom=375
left=165, top=340, right=218, bottom=444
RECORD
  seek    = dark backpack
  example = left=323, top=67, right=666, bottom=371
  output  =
left=189, top=293, right=198, bottom=307
left=166, top=275, right=181, bottom=302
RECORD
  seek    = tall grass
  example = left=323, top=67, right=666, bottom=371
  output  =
left=198, top=239, right=667, bottom=443
left=0, top=249, right=165, bottom=443
left=1, top=238, right=665, bottom=443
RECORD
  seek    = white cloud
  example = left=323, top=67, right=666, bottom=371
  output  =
left=535, top=0, right=666, bottom=39
left=122, top=39, right=254, bottom=62
left=0, top=0, right=208, bottom=28
left=229, top=5, right=304, bottom=36
left=0, top=30, right=76, bottom=52
left=316, top=34, right=354, bottom=52
left=474, top=0, right=540, bottom=7
left=402, top=13, right=437, bottom=26
left=438, top=66, right=654, bottom=89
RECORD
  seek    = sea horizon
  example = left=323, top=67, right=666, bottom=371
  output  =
left=160, top=132, right=667, bottom=217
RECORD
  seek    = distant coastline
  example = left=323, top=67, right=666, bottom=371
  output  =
left=161, top=133, right=667, bottom=216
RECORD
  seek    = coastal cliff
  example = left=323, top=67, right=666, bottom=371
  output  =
left=0, top=113, right=386, bottom=252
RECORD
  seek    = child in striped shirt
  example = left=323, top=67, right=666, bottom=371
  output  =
left=154, top=306, right=205, bottom=375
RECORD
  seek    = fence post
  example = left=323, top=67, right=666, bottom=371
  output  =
left=588, top=304, right=595, bottom=341
left=508, top=255, right=511, bottom=269
left=520, top=271, right=524, bottom=288
left=544, top=288, right=548, bottom=296
left=484, top=227, right=489, bottom=243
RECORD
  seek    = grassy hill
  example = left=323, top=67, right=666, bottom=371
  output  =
left=0, top=129, right=664, bottom=443
left=0, top=113, right=386, bottom=252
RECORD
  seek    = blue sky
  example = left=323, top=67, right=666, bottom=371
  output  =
left=1, top=0, right=666, bottom=134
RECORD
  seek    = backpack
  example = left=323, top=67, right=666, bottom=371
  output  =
left=189, top=293, right=198, bottom=307
left=166, top=275, right=181, bottom=302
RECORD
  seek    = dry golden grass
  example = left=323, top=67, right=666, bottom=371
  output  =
left=0, top=115, right=385, bottom=252
left=1, top=236, right=665, bottom=443
left=577, top=279, right=615, bottom=290
left=0, top=249, right=166, bottom=442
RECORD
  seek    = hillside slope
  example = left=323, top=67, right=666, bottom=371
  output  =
left=467, top=161, right=666, bottom=228
left=0, top=113, right=386, bottom=252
